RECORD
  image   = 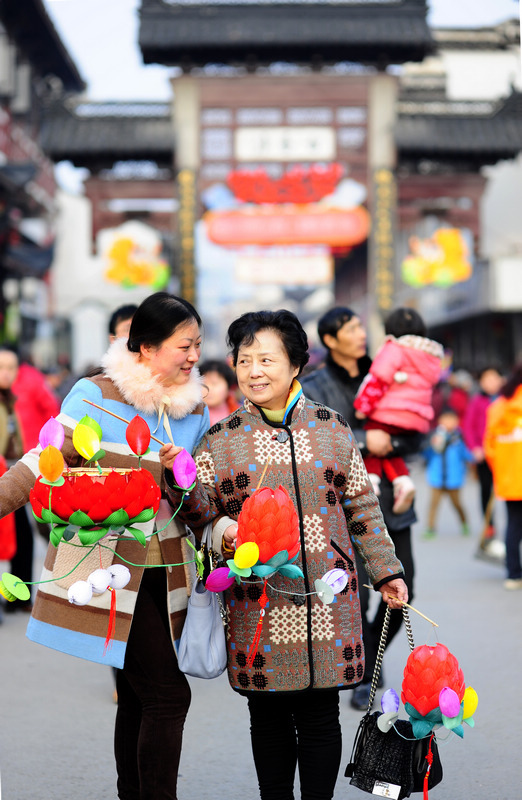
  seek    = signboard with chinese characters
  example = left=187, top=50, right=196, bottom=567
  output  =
left=235, top=126, right=336, bottom=162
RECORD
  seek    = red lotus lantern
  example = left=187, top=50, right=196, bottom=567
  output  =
left=236, top=485, right=300, bottom=564
left=401, top=643, right=465, bottom=717
left=29, top=467, right=161, bottom=547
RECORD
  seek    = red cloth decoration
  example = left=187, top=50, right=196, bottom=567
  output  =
left=236, top=485, right=300, bottom=564
left=401, top=643, right=465, bottom=717
left=29, top=468, right=160, bottom=526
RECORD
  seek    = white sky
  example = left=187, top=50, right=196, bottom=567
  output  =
left=45, top=0, right=520, bottom=101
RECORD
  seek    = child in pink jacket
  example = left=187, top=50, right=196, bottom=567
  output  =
left=354, top=308, right=443, bottom=513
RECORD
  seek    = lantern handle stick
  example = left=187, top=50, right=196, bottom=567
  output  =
left=362, top=584, right=438, bottom=627
left=82, top=399, right=164, bottom=446
left=255, top=457, right=272, bottom=491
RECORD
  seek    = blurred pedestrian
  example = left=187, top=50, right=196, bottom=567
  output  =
left=424, top=407, right=473, bottom=538
left=0, top=346, right=34, bottom=612
left=462, top=366, right=504, bottom=540
left=13, top=360, right=60, bottom=451
left=484, top=363, right=522, bottom=589
left=199, top=358, right=240, bottom=426
left=354, top=307, right=442, bottom=514
left=301, top=306, right=417, bottom=711
left=108, top=304, right=138, bottom=343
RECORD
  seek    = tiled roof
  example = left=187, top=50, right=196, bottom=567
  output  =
left=39, top=103, right=173, bottom=168
left=396, top=91, right=522, bottom=163
left=138, top=0, right=434, bottom=67
left=1, top=0, right=85, bottom=92
left=40, top=91, right=522, bottom=171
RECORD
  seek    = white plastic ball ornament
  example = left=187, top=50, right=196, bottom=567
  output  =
left=108, top=564, right=131, bottom=590
left=68, top=580, right=93, bottom=606
left=88, top=568, right=111, bottom=595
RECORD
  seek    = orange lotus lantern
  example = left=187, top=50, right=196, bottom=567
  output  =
left=236, top=485, right=300, bottom=564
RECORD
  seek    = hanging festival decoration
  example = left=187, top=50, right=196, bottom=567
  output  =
left=401, top=643, right=477, bottom=739
left=1, top=411, right=198, bottom=653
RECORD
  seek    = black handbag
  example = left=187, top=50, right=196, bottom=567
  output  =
left=345, top=608, right=443, bottom=799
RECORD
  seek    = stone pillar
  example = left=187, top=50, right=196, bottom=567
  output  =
left=171, top=77, right=200, bottom=305
left=367, top=74, right=398, bottom=354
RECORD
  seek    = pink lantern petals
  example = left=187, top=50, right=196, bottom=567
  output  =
left=205, top=567, right=236, bottom=592
left=126, top=415, right=151, bottom=456
left=39, top=417, right=65, bottom=450
left=439, top=687, right=461, bottom=718
left=173, top=449, right=197, bottom=489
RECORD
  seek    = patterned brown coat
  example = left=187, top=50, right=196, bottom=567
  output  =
left=167, top=394, right=404, bottom=693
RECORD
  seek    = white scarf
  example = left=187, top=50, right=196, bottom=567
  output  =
left=101, top=338, right=203, bottom=426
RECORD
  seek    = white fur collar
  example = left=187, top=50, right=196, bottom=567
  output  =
left=101, top=338, right=203, bottom=419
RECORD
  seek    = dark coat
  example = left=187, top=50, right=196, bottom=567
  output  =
left=301, top=355, right=418, bottom=531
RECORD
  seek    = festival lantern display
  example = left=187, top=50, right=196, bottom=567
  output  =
left=401, top=643, right=477, bottom=739
left=1, top=412, right=197, bottom=651
left=228, top=485, right=302, bottom=579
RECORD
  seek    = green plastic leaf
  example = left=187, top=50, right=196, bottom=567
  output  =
left=85, top=449, right=106, bottom=465
left=103, top=509, right=130, bottom=526
left=69, top=510, right=95, bottom=527
left=129, top=507, right=155, bottom=524
left=78, top=415, right=103, bottom=440
left=62, top=524, right=80, bottom=541
left=277, top=564, right=304, bottom=579
left=252, top=564, right=276, bottom=578
left=108, top=526, right=126, bottom=535
left=126, top=527, right=147, bottom=547
left=226, top=559, right=252, bottom=577
left=265, top=550, right=289, bottom=569
left=40, top=508, right=67, bottom=525
left=39, top=475, right=65, bottom=487
left=78, top=527, right=109, bottom=545
left=50, top=529, right=64, bottom=547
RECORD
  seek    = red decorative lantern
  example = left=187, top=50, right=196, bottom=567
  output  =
left=401, top=643, right=465, bottom=717
left=125, top=415, right=151, bottom=456
left=29, top=468, right=161, bottom=545
left=236, top=485, right=300, bottom=564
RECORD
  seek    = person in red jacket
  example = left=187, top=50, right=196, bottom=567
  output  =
left=13, top=361, right=60, bottom=451
left=354, top=308, right=443, bottom=514
left=462, top=367, right=504, bottom=540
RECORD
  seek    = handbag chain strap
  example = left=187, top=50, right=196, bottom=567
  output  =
left=366, top=605, right=414, bottom=711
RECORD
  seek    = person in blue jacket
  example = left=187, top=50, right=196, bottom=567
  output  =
left=424, top=407, right=474, bottom=537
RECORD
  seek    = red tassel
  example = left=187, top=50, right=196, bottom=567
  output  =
left=423, top=734, right=434, bottom=800
left=104, top=587, right=116, bottom=655
left=247, top=580, right=269, bottom=668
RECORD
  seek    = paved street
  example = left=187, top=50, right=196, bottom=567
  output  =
left=1, top=461, right=520, bottom=799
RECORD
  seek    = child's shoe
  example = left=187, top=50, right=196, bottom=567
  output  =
left=422, top=529, right=436, bottom=539
left=368, top=473, right=381, bottom=497
left=392, top=474, right=416, bottom=514
left=461, top=523, right=470, bottom=537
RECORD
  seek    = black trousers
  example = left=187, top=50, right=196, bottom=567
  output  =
left=476, top=460, right=494, bottom=523
left=505, top=500, right=522, bottom=580
left=9, top=505, right=34, bottom=608
left=247, top=689, right=342, bottom=800
left=114, top=569, right=191, bottom=800
left=356, top=526, right=415, bottom=683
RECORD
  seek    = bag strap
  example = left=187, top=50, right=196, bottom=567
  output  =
left=366, top=606, right=414, bottom=711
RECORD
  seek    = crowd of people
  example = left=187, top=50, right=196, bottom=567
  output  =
left=0, top=292, right=520, bottom=800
